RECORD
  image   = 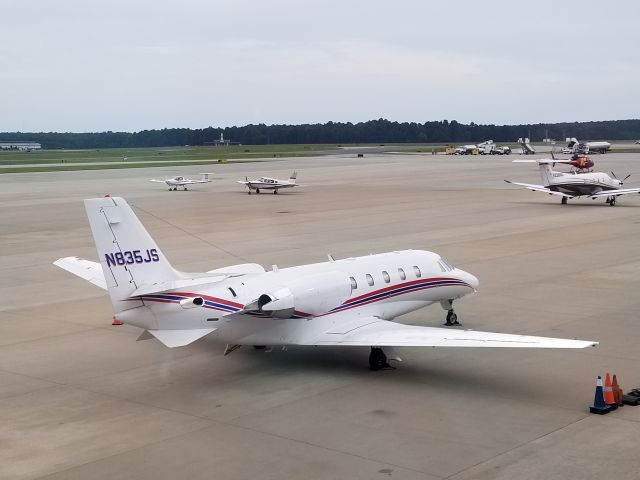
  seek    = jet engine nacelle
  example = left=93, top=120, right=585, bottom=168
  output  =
left=179, top=297, right=204, bottom=309
left=257, top=271, right=353, bottom=318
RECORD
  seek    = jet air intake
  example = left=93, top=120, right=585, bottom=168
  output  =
left=257, top=271, right=352, bottom=319
left=180, top=297, right=204, bottom=309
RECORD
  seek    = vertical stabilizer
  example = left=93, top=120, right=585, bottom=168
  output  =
left=84, top=197, right=181, bottom=313
left=538, top=162, right=554, bottom=186
left=289, top=171, right=298, bottom=183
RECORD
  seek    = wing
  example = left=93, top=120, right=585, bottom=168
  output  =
left=304, top=317, right=597, bottom=349
left=504, top=180, right=573, bottom=198
left=149, top=179, right=166, bottom=183
left=53, top=257, right=107, bottom=290
left=590, top=188, right=640, bottom=198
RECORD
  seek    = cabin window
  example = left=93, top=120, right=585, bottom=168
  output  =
left=382, top=271, right=390, bottom=283
left=413, top=265, right=422, bottom=278
left=349, top=276, right=357, bottom=289
left=366, top=274, right=374, bottom=286
left=398, top=268, right=406, bottom=280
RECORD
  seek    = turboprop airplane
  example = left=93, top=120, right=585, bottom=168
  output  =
left=505, top=157, right=640, bottom=206
left=150, top=173, right=214, bottom=191
left=54, top=196, right=597, bottom=370
left=237, top=171, right=298, bottom=194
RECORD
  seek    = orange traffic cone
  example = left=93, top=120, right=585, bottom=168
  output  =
left=112, top=316, right=123, bottom=326
left=612, top=374, right=624, bottom=407
left=604, top=373, right=618, bottom=410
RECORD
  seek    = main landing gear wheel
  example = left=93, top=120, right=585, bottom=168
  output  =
left=609, top=197, right=616, bottom=206
left=369, top=347, right=390, bottom=371
left=273, top=190, right=278, bottom=195
left=256, top=188, right=260, bottom=194
left=561, top=197, right=568, bottom=205
left=445, top=310, right=460, bottom=326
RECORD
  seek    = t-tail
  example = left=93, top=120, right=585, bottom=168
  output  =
left=84, top=196, right=182, bottom=314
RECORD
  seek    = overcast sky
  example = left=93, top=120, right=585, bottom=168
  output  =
left=1, top=0, right=638, bottom=132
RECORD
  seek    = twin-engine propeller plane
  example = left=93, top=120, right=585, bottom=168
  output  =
left=505, top=156, right=639, bottom=206
left=150, top=173, right=214, bottom=191
left=54, top=197, right=597, bottom=370
left=238, top=171, right=298, bottom=194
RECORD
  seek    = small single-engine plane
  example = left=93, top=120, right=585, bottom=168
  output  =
left=150, top=173, right=214, bottom=191
left=54, top=196, right=596, bottom=370
left=237, top=171, right=298, bottom=194
left=505, top=155, right=639, bottom=206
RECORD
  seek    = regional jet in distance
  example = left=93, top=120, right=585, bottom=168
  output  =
left=54, top=197, right=597, bottom=370
left=505, top=157, right=640, bottom=206
left=150, top=173, right=214, bottom=191
left=238, top=171, right=298, bottom=194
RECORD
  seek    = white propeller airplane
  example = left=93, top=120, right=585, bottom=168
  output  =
left=150, top=173, right=214, bottom=191
left=54, top=197, right=597, bottom=370
left=237, top=171, right=298, bottom=194
left=505, top=157, right=640, bottom=206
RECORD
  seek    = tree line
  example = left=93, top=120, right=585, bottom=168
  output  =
left=1, top=119, right=639, bottom=149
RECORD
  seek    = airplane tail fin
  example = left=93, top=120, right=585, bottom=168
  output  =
left=84, top=196, right=182, bottom=314
left=289, top=171, right=298, bottom=183
left=537, top=162, right=553, bottom=186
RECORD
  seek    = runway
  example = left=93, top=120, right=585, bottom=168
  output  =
left=1, top=152, right=639, bottom=479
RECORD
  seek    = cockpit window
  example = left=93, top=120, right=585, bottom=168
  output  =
left=438, top=257, right=455, bottom=272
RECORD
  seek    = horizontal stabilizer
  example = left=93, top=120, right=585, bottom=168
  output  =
left=148, top=328, right=215, bottom=347
left=206, top=263, right=266, bottom=275
left=512, top=159, right=573, bottom=164
left=129, top=276, right=227, bottom=297
left=504, top=180, right=573, bottom=198
left=53, top=257, right=107, bottom=290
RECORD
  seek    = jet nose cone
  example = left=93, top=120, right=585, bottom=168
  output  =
left=461, top=271, right=479, bottom=290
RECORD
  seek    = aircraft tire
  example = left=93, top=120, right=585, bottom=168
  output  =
left=369, top=347, right=389, bottom=371
left=610, top=197, right=616, bottom=206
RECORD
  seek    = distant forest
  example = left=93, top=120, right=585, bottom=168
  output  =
left=2, top=119, right=639, bottom=149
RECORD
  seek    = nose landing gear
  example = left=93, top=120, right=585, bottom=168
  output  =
left=441, top=299, right=461, bottom=326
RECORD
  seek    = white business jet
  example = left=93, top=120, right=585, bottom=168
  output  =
left=505, top=157, right=640, bottom=206
left=237, top=171, right=298, bottom=194
left=150, top=173, right=214, bottom=191
left=54, top=197, right=596, bottom=370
